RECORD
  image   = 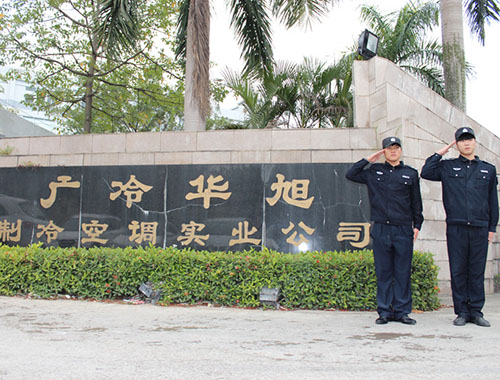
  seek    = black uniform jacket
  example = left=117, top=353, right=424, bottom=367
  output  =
left=346, top=159, right=423, bottom=230
left=421, top=153, right=499, bottom=232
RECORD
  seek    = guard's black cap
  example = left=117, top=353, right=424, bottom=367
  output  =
left=455, top=127, right=475, bottom=141
left=382, top=136, right=402, bottom=149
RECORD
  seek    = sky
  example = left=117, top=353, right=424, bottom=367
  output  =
left=210, top=0, right=500, bottom=138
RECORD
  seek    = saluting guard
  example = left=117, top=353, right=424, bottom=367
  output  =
left=421, top=127, right=499, bottom=327
left=346, top=137, right=423, bottom=325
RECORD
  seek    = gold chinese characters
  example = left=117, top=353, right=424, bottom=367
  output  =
left=1, top=170, right=372, bottom=251
left=266, top=174, right=314, bottom=209
left=110, top=175, right=153, bottom=209
left=185, top=175, right=232, bottom=209
left=337, top=222, right=371, bottom=248
left=0, top=219, right=21, bottom=242
left=40, top=176, right=80, bottom=209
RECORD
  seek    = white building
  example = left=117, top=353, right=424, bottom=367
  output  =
left=0, top=67, right=56, bottom=136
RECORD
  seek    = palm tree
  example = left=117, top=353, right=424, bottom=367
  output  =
left=86, top=0, right=141, bottom=133
left=222, top=61, right=298, bottom=129
left=176, top=0, right=340, bottom=131
left=223, top=1, right=446, bottom=130
left=440, top=0, right=500, bottom=111
left=291, top=57, right=353, bottom=128
left=360, top=1, right=444, bottom=95
left=222, top=57, right=353, bottom=128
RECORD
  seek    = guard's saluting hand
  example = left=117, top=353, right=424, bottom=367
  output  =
left=436, top=141, right=456, bottom=156
left=366, top=149, right=385, bottom=163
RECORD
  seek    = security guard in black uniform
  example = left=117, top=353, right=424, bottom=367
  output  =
left=421, top=127, right=499, bottom=327
left=346, top=137, right=423, bottom=325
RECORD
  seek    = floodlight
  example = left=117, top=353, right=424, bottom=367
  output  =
left=358, top=29, right=379, bottom=59
left=259, top=287, right=280, bottom=309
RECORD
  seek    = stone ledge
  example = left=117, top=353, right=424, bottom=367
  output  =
left=230, top=150, right=271, bottom=164
left=83, top=153, right=120, bottom=166
left=271, top=129, right=312, bottom=150
left=50, top=154, right=84, bottom=167
left=126, top=132, right=162, bottom=153
left=92, top=134, right=127, bottom=153
left=197, top=130, right=235, bottom=151
left=160, top=131, right=197, bottom=152
left=154, top=152, right=193, bottom=165
left=17, top=155, right=50, bottom=167
left=28, top=136, right=61, bottom=155
left=0, top=156, right=19, bottom=167
left=192, top=151, right=232, bottom=164
left=59, top=135, right=93, bottom=154
left=270, top=150, right=311, bottom=163
left=310, top=129, right=350, bottom=150
left=0, top=137, right=30, bottom=155
left=312, top=150, right=353, bottom=163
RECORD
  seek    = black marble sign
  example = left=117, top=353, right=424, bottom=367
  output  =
left=0, top=164, right=371, bottom=252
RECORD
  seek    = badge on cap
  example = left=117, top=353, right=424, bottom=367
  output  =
left=463, top=128, right=468, bottom=133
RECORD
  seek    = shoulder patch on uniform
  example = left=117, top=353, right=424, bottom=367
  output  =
left=482, top=160, right=496, bottom=168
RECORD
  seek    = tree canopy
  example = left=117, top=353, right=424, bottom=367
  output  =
left=0, top=0, right=186, bottom=134
left=464, top=0, right=500, bottom=45
left=176, top=0, right=341, bottom=131
left=223, top=57, right=353, bottom=129
left=360, top=1, right=444, bottom=96
left=222, top=1, right=447, bottom=129
left=440, top=0, right=500, bottom=110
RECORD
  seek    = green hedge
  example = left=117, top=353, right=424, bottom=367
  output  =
left=0, top=244, right=440, bottom=310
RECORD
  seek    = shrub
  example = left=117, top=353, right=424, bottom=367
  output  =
left=0, top=245, right=440, bottom=310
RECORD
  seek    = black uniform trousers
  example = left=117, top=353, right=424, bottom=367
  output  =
left=446, top=224, right=489, bottom=318
left=371, top=223, right=414, bottom=319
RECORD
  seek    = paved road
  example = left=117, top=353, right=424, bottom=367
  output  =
left=1, top=294, right=499, bottom=380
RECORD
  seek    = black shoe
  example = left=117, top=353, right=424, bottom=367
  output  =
left=470, top=316, right=490, bottom=327
left=375, top=316, right=389, bottom=325
left=453, top=316, right=468, bottom=326
left=397, top=315, right=416, bottom=325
